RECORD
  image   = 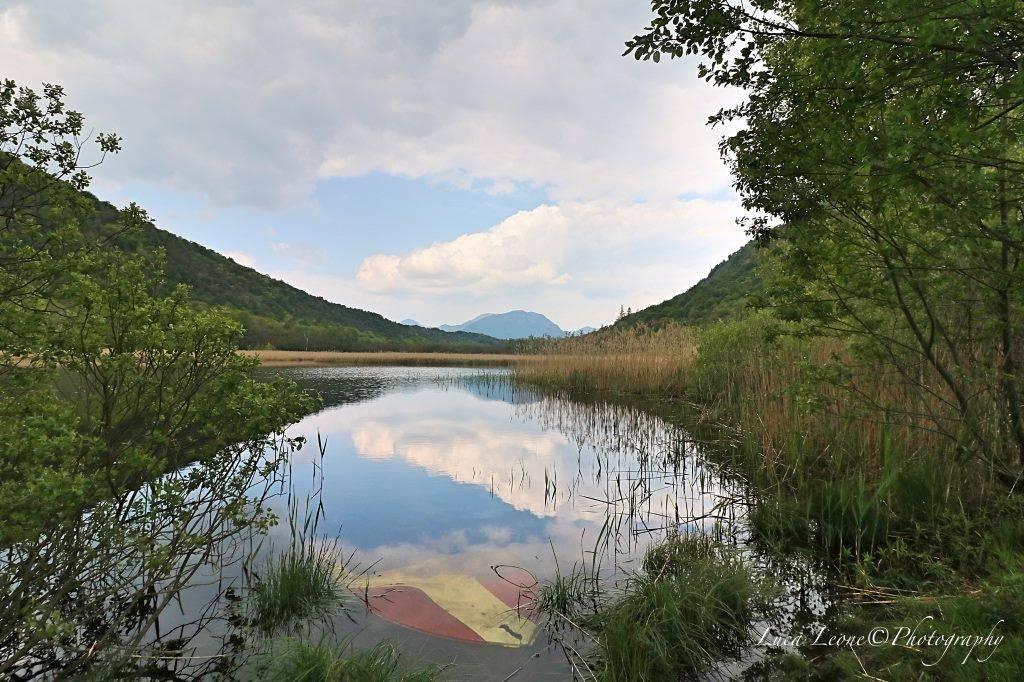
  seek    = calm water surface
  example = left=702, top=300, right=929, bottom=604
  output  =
left=236, top=365, right=829, bottom=680
left=266, top=366, right=743, bottom=568
left=249, top=366, right=745, bottom=679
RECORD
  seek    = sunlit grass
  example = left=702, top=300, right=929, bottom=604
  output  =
left=515, top=323, right=698, bottom=395
left=242, top=350, right=522, bottom=366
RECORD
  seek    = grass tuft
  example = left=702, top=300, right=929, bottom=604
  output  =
left=536, top=534, right=757, bottom=681
left=265, top=638, right=445, bottom=682
left=597, top=536, right=755, bottom=681
left=248, top=439, right=348, bottom=632
left=248, top=537, right=346, bottom=632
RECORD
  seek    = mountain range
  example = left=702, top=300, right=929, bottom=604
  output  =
left=401, top=311, right=593, bottom=339
left=61, top=168, right=757, bottom=349
left=438, top=311, right=566, bottom=339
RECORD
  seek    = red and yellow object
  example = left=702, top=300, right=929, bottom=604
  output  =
left=362, top=569, right=538, bottom=647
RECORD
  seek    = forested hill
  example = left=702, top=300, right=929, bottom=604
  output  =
left=78, top=194, right=505, bottom=352
left=617, top=241, right=761, bottom=328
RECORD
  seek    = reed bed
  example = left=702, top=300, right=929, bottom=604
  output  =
left=516, top=324, right=699, bottom=395
left=517, top=314, right=1024, bottom=676
left=518, top=317, right=957, bottom=509
left=242, top=350, right=523, bottom=367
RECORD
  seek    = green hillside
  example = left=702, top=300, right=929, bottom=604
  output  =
left=618, top=241, right=761, bottom=328
left=77, top=194, right=504, bottom=352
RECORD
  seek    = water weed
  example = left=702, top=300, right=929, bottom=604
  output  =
left=248, top=437, right=349, bottom=632
left=262, top=637, right=445, bottom=682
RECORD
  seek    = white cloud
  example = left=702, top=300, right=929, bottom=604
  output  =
left=222, top=251, right=255, bottom=268
left=0, top=0, right=736, bottom=207
left=356, top=204, right=576, bottom=294
left=273, top=198, right=748, bottom=328
left=2, top=1, right=748, bottom=325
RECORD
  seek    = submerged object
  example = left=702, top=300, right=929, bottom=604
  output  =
left=363, top=568, right=537, bottom=647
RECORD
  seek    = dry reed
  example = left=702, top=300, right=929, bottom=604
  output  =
left=516, top=324, right=699, bottom=395
left=241, top=350, right=524, bottom=367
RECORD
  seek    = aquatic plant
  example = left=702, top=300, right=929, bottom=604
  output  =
left=248, top=538, right=347, bottom=633
left=263, top=637, right=445, bottom=682
left=248, top=438, right=349, bottom=633
left=535, top=534, right=757, bottom=681
left=534, top=553, right=596, bottom=629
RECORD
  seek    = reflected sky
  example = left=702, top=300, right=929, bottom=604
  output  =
left=143, top=366, right=830, bottom=680
left=150, top=365, right=835, bottom=680
left=263, top=366, right=744, bottom=581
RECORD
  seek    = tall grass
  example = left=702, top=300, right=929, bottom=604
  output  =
left=517, top=323, right=698, bottom=395
left=248, top=536, right=346, bottom=632
left=263, top=638, right=445, bottom=682
left=536, top=534, right=757, bottom=681
left=518, top=313, right=1023, bottom=676
left=517, top=315, right=974, bottom=560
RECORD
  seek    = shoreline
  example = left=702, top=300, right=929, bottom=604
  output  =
left=241, top=349, right=527, bottom=367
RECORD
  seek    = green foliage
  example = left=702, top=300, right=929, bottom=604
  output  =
left=787, top=513, right=1024, bottom=680
left=263, top=639, right=445, bottom=682
left=630, top=1, right=1024, bottom=478
left=0, top=81, right=311, bottom=678
left=620, top=12, right=1024, bottom=671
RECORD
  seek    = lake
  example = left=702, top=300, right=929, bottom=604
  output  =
left=239, top=364, right=778, bottom=680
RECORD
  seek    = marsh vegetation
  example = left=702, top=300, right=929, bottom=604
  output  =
left=517, top=315, right=1024, bottom=677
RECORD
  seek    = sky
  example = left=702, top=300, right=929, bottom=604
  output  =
left=0, top=0, right=748, bottom=329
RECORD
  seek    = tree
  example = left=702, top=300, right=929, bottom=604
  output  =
left=628, top=1, right=1024, bottom=479
left=0, top=81, right=312, bottom=678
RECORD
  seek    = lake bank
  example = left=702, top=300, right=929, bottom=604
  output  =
left=241, top=349, right=526, bottom=367
left=514, top=320, right=1024, bottom=679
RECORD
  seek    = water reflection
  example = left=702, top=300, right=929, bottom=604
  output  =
left=250, top=366, right=831, bottom=679
left=263, top=366, right=744, bottom=583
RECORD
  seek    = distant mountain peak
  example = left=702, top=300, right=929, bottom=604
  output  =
left=438, top=310, right=566, bottom=340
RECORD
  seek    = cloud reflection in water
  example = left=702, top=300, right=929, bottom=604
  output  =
left=275, top=368, right=743, bottom=580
